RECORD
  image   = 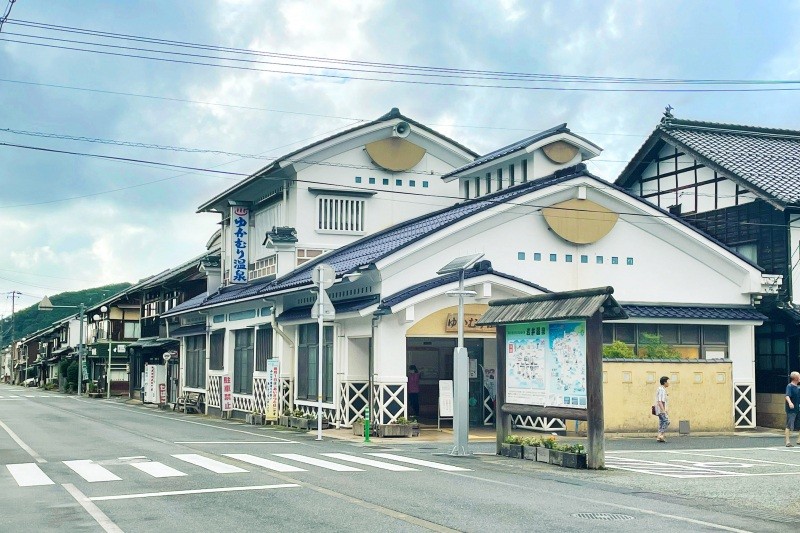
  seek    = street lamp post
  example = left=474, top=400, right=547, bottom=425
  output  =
left=93, top=306, right=110, bottom=398
left=39, top=296, right=86, bottom=396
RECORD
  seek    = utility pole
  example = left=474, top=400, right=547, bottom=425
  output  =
left=7, top=290, right=20, bottom=345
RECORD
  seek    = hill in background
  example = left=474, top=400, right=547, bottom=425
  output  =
left=1, top=282, right=132, bottom=347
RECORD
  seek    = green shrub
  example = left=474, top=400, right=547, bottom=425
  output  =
left=603, top=341, right=635, bottom=359
left=638, top=333, right=681, bottom=360
left=522, top=436, right=542, bottom=447
left=66, top=361, right=79, bottom=390
left=504, top=434, right=525, bottom=445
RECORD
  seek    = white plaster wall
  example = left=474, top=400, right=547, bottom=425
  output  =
left=729, top=324, right=756, bottom=382
left=790, top=213, right=800, bottom=303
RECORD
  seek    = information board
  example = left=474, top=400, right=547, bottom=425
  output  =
left=265, top=359, right=280, bottom=421
left=438, top=380, right=454, bottom=417
left=506, top=320, right=587, bottom=409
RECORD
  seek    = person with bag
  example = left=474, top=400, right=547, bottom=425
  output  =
left=784, top=371, right=800, bottom=447
left=655, top=376, right=670, bottom=443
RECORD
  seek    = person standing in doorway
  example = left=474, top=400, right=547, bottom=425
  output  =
left=784, top=371, right=800, bottom=447
left=655, top=376, right=670, bottom=443
left=407, top=365, right=420, bottom=419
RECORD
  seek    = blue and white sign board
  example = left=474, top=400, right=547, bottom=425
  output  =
left=230, top=207, right=249, bottom=284
left=505, top=321, right=587, bottom=409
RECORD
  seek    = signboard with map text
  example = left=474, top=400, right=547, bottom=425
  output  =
left=505, top=320, right=587, bottom=409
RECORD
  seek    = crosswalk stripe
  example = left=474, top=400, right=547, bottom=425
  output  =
left=321, top=453, right=417, bottom=471
left=224, top=454, right=306, bottom=472
left=64, top=460, right=121, bottom=482
left=130, top=461, right=187, bottom=478
left=273, top=453, right=362, bottom=472
left=367, top=453, right=472, bottom=471
left=172, top=454, right=248, bottom=474
left=7, top=463, right=55, bottom=487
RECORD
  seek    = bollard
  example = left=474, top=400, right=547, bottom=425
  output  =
left=364, top=407, right=371, bottom=443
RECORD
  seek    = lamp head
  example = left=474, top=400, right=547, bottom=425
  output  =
left=38, top=296, right=54, bottom=311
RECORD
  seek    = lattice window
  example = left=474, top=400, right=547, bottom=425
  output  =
left=297, top=248, right=327, bottom=267
left=207, top=375, right=221, bottom=408
left=317, top=197, right=365, bottom=233
left=338, top=381, right=368, bottom=427
left=249, top=255, right=276, bottom=280
left=734, top=382, right=755, bottom=428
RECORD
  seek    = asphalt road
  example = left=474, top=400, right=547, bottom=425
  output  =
left=0, top=383, right=793, bottom=532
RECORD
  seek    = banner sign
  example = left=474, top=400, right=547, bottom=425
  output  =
left=438, top=380, right=454, bottom=417
left=265, top=359, right=280, bottom=421
left=445, top=313, right=496, bottom=333
left=221, top=374, right=233, bottom=411
left=230, top=207, right=249, bottom=284
left=506, top=320, right=587, bottom=409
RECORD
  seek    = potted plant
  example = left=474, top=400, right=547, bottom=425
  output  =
left=522, top=436, right=542, bottom=461
left=246, top=408, right=265, bottom=425
left=289, top=409, right=305, bottom=428
left=279, top=409, right=291, bottom=427
left=410, top=417, right=420, bottom=437
left=500, top=434, right=525, bottom=458
left=557, top=443, right=588, bottom=469
left=537, top=435, right=557, bottom=463
left=377, top=417, right=413, bottom=438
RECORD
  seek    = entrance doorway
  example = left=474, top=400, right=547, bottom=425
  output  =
left=406, top=338, right=491, bottom=427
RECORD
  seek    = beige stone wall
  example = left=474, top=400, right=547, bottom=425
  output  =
left=756, top=393, right=787, bottom=429
left=602, top=360, right=733, bottom=433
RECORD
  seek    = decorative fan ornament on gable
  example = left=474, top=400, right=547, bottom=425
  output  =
left=542, top=141, right=580, bottom=164
left=542, top=198, right=619, bottom=244
left=365, top=138, right=426, bottom=172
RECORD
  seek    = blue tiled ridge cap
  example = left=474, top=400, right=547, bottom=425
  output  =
left=619, top=305, right=767, bottom=321
left=379, top=266, right=550, bottom=310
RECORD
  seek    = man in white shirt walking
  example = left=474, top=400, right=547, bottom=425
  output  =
left=655, top=376, right=670, bottom=443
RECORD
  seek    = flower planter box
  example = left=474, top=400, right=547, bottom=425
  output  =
left=536, top=448, right=551, bottom=463
left=548, top=450, right=563, bottom=466
left=506, top=443, right=524, bottom=459
left=279, top=415, right=290, bottom=427
left=560, top=452, right=588, bottom=469
left=353, top=420, right=365, bottom=436
left=411, top=423, right=420, bottom=437
left=377, top=423, right=413, bottom=438
left=246, top=413, right=265, bottom=425
left=523, top=446, right=540, bottom=461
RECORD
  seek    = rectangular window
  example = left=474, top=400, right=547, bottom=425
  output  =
left=521, top=159, right=528, bottom=182
left=185, top=335, right=206, bottom=389
left=581, top=255, right=588, bottom=263
left=369, top=177, right=375, bottom=185
left=508, top=164, right=515, bottom=186
left=611, top=256, right=619, bottom=265
left=422, top=181, right=429, bottom=188
left=565, top=254, right=573, bottom=262
left=355, top=176, right=362, bottom=183
left=297, top=248, right=326, bottom=266
left=250, top=255, right=277, bottom=280
left=615, top=324, right=635, bottom=343
left=626, top=257, right=634, bottom=265
left=317, top=197, right=365, bottom=233
left=602, top=324, right=613, bottom=344
left=549, top=253, right=557, bottom=262
left=396, top=179, right=402, bottom=186
left=596, top=256, right=604, bottom=264
left=485, top=173, right=492, bottom=194
left=475, top=177, right=481, bottom=197
left=679, top=325, right=700, bottom=345
left=517, top=252, right=525, bottom=260
left=409, top=180, right=416, bottom=187
left=497, top=168, right=503, bottom=190
left=209, top=331, right=224, bottom=370
left=702, top=325, right=728, bottom=345
left=297, top=324, right=333, bottom=402
left=533, top=252, right=542, bottom=261
left=233, top=329, right=254, bottom=394
left=659, top=325, right=679, bottom=344
left=123, top=321, right=140, bottom=339
left=255, top=328, right=273, bottom=372
left=382, top=178, right=389, bottom=185
left=464, top=181, right=470, bottom=200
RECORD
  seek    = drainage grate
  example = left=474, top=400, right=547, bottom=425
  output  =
left=573, top=513, right=634, bottom=521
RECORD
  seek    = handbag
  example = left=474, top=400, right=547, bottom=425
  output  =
left=651, top=405, right=657, bottom=416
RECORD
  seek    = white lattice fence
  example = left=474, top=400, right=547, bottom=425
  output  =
left=294, top=403, right=337, bottom=421
left=734, top=382, right=756, bottom=429
left=207, top=374, right=221, bottom=408
left=233, top=394, right=252, bottom=412
left=280, top=378, right=292, bottom=415
left=338, top=381, right=368, bottom=427
left=253, top=377, right=268, bottom=414
left=374, top=383, right=406, bottom=425
left=483, top=382, right=495, bottom=426
left=512, top=415, right=566, bottom=432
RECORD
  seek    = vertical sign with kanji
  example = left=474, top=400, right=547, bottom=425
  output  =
left=230, top=207, right=249, bottom=284
left=265, top=359, right=280, bottom=421
left=221, top=374, right=233, bottom=411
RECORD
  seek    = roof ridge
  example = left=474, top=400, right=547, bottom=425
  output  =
left=662, top=118, right=800, bottom=139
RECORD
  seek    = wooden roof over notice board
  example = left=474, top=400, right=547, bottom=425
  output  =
left=476, top=286, right=627, bottom=325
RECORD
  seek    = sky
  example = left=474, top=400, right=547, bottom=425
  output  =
left=1, top=0, right=799, bottom=319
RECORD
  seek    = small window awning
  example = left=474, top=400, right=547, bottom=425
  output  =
left=477, top=286, right=627, bottom=326
left=127, top=337, right=178, bottom=352
left=277, top=296, right=379, bottom=323
left=52, top=346, right=74, bottom=356
left=170, top=324, right=207, bottom=337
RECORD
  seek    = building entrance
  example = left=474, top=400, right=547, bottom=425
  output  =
left=406, top=337, right=494, bottom=427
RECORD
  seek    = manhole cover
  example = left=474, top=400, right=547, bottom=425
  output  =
left=573, top=513, right=634, bottom=521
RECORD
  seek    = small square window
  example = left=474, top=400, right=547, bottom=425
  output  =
left=611, top=256, right=618, bottom=265
left=581, top=255, right=588, bottom=263
left=517, top=252, right=526, bottom=260
left=422, top=181, right=429, bottom=188
left=355, top=176, right=362, bottom=183
left=565, top=255, right=573, bottom=262
left=549, top=254, right=557, bottom=262
left=369, top=177, right=376, bottom=185
left=626, top=257, right=634, bottom=265
left=382, top=178, right=389, bottom=186
left=534, top=253, right=542, bottom=261
left=596, top=256, right=604, bottom=264
left=409, top=180, right=416, bottom=187
left=396, top=179, right=402, bottom=186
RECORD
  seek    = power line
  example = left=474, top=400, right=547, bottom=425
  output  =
left=5, top=35, right=800, bottom=93
left=0, top=0, right=15, bottom=34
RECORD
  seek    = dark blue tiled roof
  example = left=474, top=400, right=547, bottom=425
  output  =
left=442, top=124, right=601, bottom=179
left=617, top=118, right=800, bottom=206
left=277, top=296, right=380, bottom=323
left=379, top=267, right=550, bottom=310
left=622, top=305, right=766, bottom=321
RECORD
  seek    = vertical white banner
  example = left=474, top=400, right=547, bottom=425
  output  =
left=265, top=359, right=280, bottom=421
left=230, top=207, right=249, bottom=284
left=221, top=374, right=233, bottom=411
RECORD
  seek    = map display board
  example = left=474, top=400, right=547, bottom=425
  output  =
left=506, top=320, right=587, bottom=409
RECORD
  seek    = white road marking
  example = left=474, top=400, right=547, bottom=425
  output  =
left=273, top=453, right=363, bottom=472
left=367, top=453, right=471, bottom=472
left=0, top=398, right=22, bottom=401
left=224, top=453, right=306, bottom=472
left=172, top=453, right=248, bottom=473
left=664, top=450, right=800, bottom=468
left=322, top=453, right=418, bottom=471
left=6, top=463, right=55, bottom=486
left=62, top=483, right=124, bottom=533
left=90, top=483, right=299, bottom=501
left=604, top=457, right=741, bottom=478
left=64, top=460, right=121, bottom=482
left=130, top=461, right=187, bottom=478
left=175, top=440, right=296, bottom=444
left=24, top=395, right=35, bottom=398
left=0, top=419, right=47, bottom=463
